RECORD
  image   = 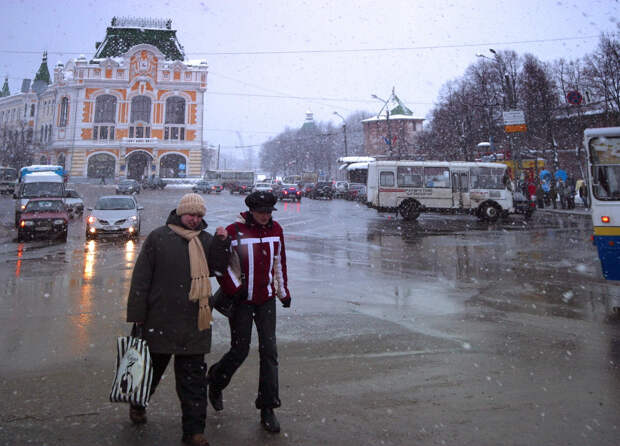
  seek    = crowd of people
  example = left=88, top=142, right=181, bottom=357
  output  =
left=520, top=176, right=589, bottom=210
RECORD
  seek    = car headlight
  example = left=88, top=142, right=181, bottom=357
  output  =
left=87, top=216, right=96, bottom=224
left=20, top=204, right=26, bottom=210
left=53, top=219, right=66, bottom=225
left=131, top=215, right=138, bottom=221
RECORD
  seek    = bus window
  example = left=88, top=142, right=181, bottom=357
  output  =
left=424, top=167, right=450, bottom=188
left=471, top=167, right=505, bottom=190
left=380, top=171, right=394, bottom=187
left=397, top=166, right=423, bottom=187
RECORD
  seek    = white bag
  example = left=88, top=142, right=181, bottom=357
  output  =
left=109, top=331, right=153, bottom=407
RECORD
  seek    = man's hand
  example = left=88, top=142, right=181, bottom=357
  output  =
left=215, top=226, right=228, bottom=240
left=280, top=297, right=291, bottom=308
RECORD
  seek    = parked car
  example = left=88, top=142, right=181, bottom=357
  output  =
left=193, top=180, right=224, bottom=194
left=334, top=181, right=349, bottom=198
left=512, top=190, right=536, bottom=219
left=302, top=183, right=315, bottom=196
left=277, top=183, right=302, bottom=202
left=86, top=195, right=143, bottom=239
left=252, top=182, right=274, bottom=193
left=141, top=176, right=166, bottom=190
left=63, top=189, right=84, bottom=218
left=309, top=181, right=334, bottom=200
left=116, top=179, right=141, bottom=195
left=344, top=183, right=366, bottom=201
left=17, top=198, right=68, bottom=242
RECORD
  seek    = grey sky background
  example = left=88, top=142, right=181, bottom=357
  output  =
left=1, top=0, right=618, bottom=163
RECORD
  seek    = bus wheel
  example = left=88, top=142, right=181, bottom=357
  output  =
left=399, top=200, right=420, bottom=221
left=479, top=203, right=500, bottom=222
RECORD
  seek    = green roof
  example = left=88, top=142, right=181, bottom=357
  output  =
left=390, top=94, right=413, bottom=116
left=34, top=52, right=51, bottom=84
left=0, top=78, right=9, bottom=97
left=93, top=17, right=184, bottom=61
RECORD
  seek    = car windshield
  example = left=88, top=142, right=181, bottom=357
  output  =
left=119, top=181, right=135, bottom=186
left=25, top=200, right=64, bottom=212
left=95, top=197, right=136, bottom=210
left=22, top=182, right=64, bottom=198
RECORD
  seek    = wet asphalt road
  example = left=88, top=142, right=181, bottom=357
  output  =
left=0, top=184, right=619, bottom=446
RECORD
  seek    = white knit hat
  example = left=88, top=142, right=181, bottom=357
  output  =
left=177, top=193, right=206, bottom=216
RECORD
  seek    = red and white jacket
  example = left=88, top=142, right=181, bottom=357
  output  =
left=217, top=212, right=291, bottom=305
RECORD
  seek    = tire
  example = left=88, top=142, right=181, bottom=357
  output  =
left=399, top=200, right=421, bottom=221
left=479, top=203, right=501, bottom=222
left=17, top=230, right=23, bottom=242
left=60, top=230, right=68, bottom=243
left=297, top=197, right=302, bottom=202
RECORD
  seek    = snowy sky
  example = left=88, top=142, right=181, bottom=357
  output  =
left=1, top=0, right=618, bottom=161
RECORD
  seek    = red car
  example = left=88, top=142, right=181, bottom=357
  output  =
left=17, top=198, right=68, bottom=242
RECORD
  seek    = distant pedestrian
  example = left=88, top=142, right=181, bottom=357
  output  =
left=100, top=173, right=106, bottom=185
left=550, top=181, right=558, bottom=209
left=579, top=182, right=589, bottom=209
left=126, top=193, right=230, bottom=446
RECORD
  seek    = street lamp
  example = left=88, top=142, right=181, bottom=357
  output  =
left=332, top=112, right=348, bottom=157
left=371, top=93, right=396, bottom=159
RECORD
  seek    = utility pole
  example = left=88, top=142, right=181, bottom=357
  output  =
left=371, top=92, right=396, bottom=159
left=332, top=112, right=348, bottom=157
left=216, top=144, right=220, bottom=169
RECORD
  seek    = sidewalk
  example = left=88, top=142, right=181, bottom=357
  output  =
left=537, top=205, right=591, bottom=218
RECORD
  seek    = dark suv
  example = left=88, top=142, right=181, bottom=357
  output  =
left=309, top=182, right=334, bottom=200
left=116, top=179, right=141, bottom=194
left=512, top=191, right=536, bottom=218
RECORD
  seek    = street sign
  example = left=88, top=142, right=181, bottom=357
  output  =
left=503, top=110, right=526, bottom=133
left=502, top=110, right=525, bottom=126
left=566, top=90, right=583, bottom=106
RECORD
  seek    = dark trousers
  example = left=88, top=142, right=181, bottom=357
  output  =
left=209, top=298, right=281, bottom=409
left=147, top=353, right=208, bottom=436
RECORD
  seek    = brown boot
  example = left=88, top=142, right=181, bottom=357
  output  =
left=129, top=405, right=147, bottom=424
left=182, top=433, right=210, bottom=446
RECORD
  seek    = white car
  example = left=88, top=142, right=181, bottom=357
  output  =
left=252, top=182, right=274, bottom=193
left=86, top=195, right=143, bottom=239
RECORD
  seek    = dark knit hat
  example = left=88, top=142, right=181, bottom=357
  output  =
left=245, top=191, right=277, bottom=212
left=177, top=193, right=206, bottom=216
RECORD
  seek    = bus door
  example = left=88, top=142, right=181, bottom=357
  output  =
left=451, top=169, right=470, bottom=208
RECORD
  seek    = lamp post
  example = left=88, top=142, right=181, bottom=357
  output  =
left=371, top=93, right=396, bottom=159
left=332, top=112, right=348, bottom=157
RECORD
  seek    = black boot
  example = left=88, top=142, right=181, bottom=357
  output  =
left=260, top=408, right=280, bottom=433
left=208, top=382, right=223, bottom=411
left=129, top=405, right=147, bottom=424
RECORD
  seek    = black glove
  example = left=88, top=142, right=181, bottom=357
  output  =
left=280, top=297, right=291, bottom=308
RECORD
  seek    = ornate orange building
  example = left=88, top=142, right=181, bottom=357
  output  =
left=1, top=17, right=209, bottom=180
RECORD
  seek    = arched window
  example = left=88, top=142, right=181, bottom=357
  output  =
left=94, top=94, right=117, bottom=123
left=131, top=96, right=151, bottom=123
left=129, top=96, right=152, bottom=139
left=164, top=96, right=186, bottom=141
left=165, top=97, right=185, bottom=124
left=93, top=95, right=117, bottom=141
left=59, top=97, right=69, bottom=127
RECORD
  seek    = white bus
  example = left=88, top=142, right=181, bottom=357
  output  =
left=367, top=160, right=514, bottom=222
left=584, top=126, right=620, bottom=281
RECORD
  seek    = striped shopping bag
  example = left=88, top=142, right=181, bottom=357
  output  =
left=109, top=326, right=153, bottom=407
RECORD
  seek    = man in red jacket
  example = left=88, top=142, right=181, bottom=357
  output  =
left=208, top=191, right=291, bottom=433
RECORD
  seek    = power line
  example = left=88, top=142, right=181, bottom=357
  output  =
left=206, top=90, right=434, bottom=105
left=0, top=35, right=601, bottom=57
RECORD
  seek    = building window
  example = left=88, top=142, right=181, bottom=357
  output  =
left=164, top=96, right=185, bottom=141
left=131, top=96, right=151, bottom=123
left=59, top=97, right=69, bottom=127
left=92, top=125, right=115, bottom=141
left=30, top=104, right=35, bottom=117
left=94, top=94, right=117, bottom=123
left=165, top=96, right=185, bottom=124
left=129, top=126, right=151, bottom=139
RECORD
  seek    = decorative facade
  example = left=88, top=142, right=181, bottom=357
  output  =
left=0, top=17, right=209, bottom=180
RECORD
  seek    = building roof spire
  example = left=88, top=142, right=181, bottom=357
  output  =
left=34, top=51, right=51, bottom=84
left=0, top=77, right=9, bottom=97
